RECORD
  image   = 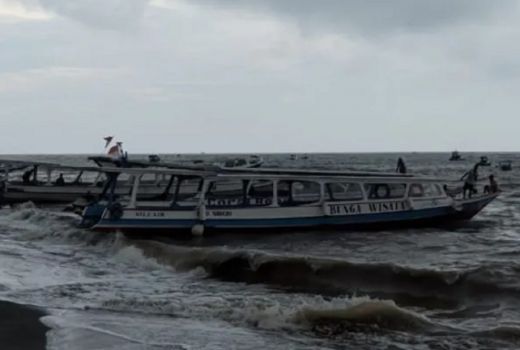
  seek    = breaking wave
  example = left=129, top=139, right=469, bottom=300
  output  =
left=125, top=240, right=520, bottom=309
left=471, top=326, right=520, bottom=344
left=294, top=299, right=436, bottom=334
left=0, top=206, right=114, bottom=246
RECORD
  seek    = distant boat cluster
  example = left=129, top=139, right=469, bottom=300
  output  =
left=0, top=148, right=501, bottom=237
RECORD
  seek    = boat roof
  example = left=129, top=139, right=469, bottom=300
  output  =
left=0, top=159, right=456, bottom=183
left=0, top=159, right=101, bottom=172
left=87, top=156, right=260, bottom=171
left=95, top=166, right=453, bottom=183
left=218, top=166, right=414, bottom=177
left=88, top=156, right=225, bottom=171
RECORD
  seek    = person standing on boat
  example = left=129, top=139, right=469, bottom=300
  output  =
left=107, top=141, right=127, bottom=167
left=396, top=157, right=407, bottom=174
left=55, top=174, right=65, bottom=186
left=22, top=168, right=34, bottom=184
left=461, top=164, right=479, bottom=198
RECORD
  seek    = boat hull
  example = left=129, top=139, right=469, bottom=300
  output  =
left=90, top=194, right=497, bottom=236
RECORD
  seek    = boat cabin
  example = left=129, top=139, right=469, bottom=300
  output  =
left=119, top=171, right=452, bottom=211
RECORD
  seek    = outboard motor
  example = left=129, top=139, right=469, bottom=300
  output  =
left=79, top=202, right=108, bottom=228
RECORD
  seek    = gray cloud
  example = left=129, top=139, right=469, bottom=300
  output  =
left=2, top=0, right=520, bottom=152
left=20, top=0, right=149, bottom=30
left=192, top=0, right=516, bottom=35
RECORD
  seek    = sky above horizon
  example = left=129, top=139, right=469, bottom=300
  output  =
left=1, top=0, right=520, bottom=154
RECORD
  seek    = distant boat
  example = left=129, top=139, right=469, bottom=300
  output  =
left=478, top=156, right=491, bottom=167
left=498, top=160, right=512, bottom=171
left=220, top=155, right=264, bottom=169
left=449, top=151, right=464, bottom=161
left=148, top=154, right=161, bottom=163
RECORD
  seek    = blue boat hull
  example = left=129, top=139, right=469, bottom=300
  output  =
left=90, top=195, right=496, bottom=236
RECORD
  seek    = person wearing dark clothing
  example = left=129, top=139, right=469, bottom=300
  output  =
left=55, top=174, right=65, bottom=186
left=484, top=175, right=499, bottom=194
left=461, top=164, right=479, bottom=198
left=396, top=157, right=407, bottom=174
left=22, top=169, right=34, bottom=184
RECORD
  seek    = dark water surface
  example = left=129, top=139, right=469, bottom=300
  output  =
left=1, top=152, right=519, bottom=349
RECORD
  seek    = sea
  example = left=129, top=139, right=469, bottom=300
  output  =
left=1, top=152, right=519, bottom=350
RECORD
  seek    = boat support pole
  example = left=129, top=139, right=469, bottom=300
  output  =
left=192, top=179, right=208, bottom=236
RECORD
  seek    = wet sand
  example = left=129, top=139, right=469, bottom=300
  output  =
left=0, top=300, right=48, bottom=350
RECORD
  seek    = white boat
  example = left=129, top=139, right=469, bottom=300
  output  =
left=80, top=166, right=499, bottom=235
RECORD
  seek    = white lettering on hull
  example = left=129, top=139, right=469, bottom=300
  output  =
left=326, top=200, right=410, bottom=216
left=134, top=211, right=166, bottom=218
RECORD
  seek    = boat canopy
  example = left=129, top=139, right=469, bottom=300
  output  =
left=0, top=159, right=101, bottom=173
left=93, top=165, right=456, bottom=184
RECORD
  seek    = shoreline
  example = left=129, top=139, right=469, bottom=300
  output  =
left=0, top=300, right=48, bottom=350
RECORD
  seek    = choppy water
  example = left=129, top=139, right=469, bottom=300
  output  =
left=1, top=152, right=520, bottom=349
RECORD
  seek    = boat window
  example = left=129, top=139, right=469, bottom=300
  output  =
left=146, top=175, right=178, bottom=201
left=174, top=177, right=204, bottom=206
left=139, top=173, right=166, bottom=185
left=206, top=179, right=245, bottom=208
left=409, top=183, right=444, bottom=198
left=278, top=180, right=321, bottom=205
left=41, top=170, right=81, bottom=185
left=247, top=180, right=273, bottom=206
left=364, top=183, right=407, bottom=199
left=326, top=182, right=364, bottom=201
left=72, top=171, right=100, bottom=185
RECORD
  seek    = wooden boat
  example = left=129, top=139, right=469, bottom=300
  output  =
left=0, top=160, right=106, bottom=205
left=80, top=166, right=499, bottom=235
left=0, top=159, right=203, bottom=206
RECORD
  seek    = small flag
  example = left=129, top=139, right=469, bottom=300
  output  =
left=103, top=136, right=114, bottom=148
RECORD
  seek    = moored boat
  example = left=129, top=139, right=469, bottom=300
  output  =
left=81, top=166, right=499, bottom=235
left=0, top=160, right=106, bottom=205
left=0, top=159, right=201, bottom=207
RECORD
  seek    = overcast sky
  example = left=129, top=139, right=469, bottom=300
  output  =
left=1, top=0, right=520, bottom=154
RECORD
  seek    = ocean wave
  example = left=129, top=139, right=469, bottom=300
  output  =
left=126, top=241, right=519, bottom=308
left=1, top=207, right=517, bottom=307
left=471, top=326, right=520, bottom=344
left=294, top=299, right=435, bottom=334
left=0, top=206, right=125, bottom=255
left=97, top=291, right=437, bottom=335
